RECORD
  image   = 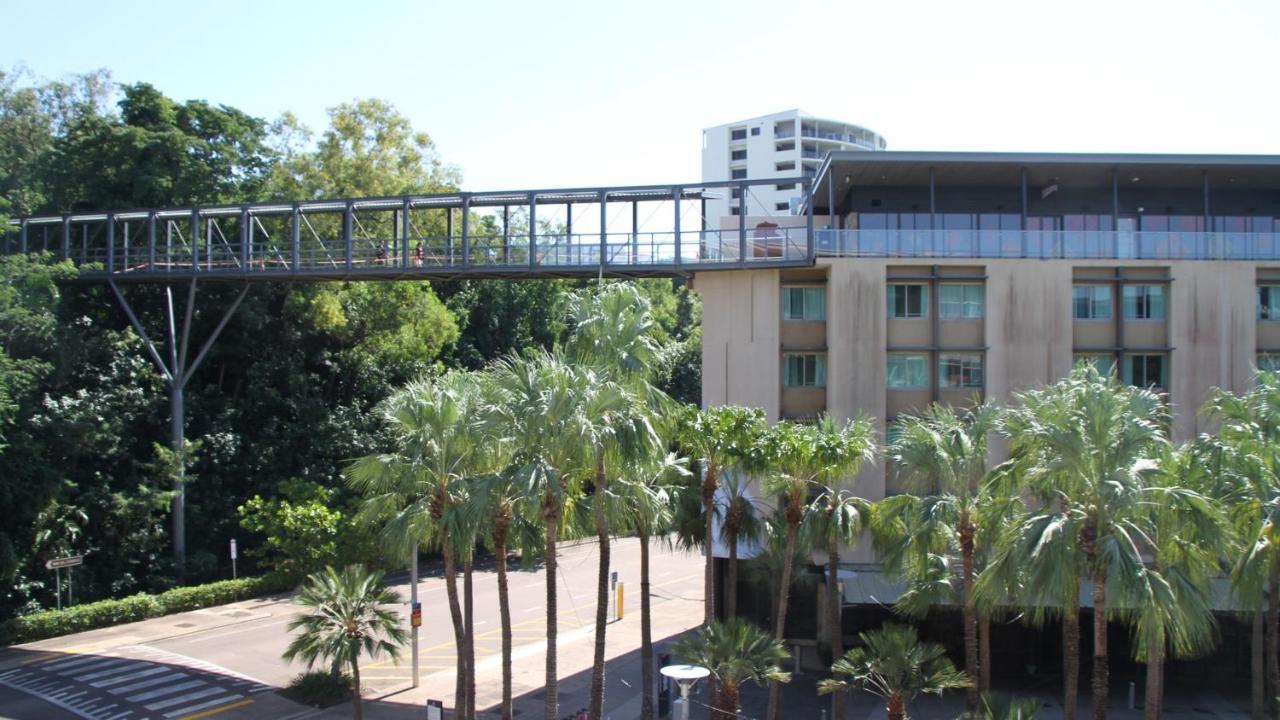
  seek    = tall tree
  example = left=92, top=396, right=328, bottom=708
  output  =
left=677, top=405, right=768, bottom=624
left=282, top=564, right=406, bottom=720
left=347, top=372, right=487, bottom=718
left=718, top=469, right=766, bottom=620
left=754, top=416, right=876, bottom=720
left=998, top=365, right=1169, bottom=720
left=879, top=402, right=1000, bottom=715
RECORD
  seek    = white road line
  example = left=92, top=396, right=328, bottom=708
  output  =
left=56, top=657, right=126, bottom=676
left=475, top=620, right=489, bottom=626
left=162, top=693, right=244, bottom=718
left=93, top=665, right=167, bottom=688
left=522, top=606, right=540, bottom=612
left=72, top=660, right=137, bottom=681
left=87, top=704, right=118, bottom=718
left=144, top=685, right=227, bottom=711
left=43, top=654, right=117, bottom=672
left=0, top=668, right=20, bottom=679
left=105, top=712, right=133, bottom=720
left=125, top=678, right=205, bottom=703
left=59, top=690, right=88, bottom=702
left=108, top=671, right=188, bottom=695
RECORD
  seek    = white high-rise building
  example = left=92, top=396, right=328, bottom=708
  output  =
left=700, top=109, right=885, bottom=223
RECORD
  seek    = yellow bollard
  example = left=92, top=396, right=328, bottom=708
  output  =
left=616, top=582, right=625, bottom=620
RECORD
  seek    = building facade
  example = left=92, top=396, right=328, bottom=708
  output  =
left=700, top=110, right=885, bottom=224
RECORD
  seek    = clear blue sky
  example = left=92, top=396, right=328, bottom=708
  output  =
left=5, top=0, right=1278, bottom=192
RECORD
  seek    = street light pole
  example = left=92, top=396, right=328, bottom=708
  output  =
left=410, top=546, right=420, bottom=688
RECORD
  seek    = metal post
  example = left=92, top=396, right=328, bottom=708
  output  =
left=54, top=568, right=61, bottom=611
left=566, top=203, right=573, bottom=264
left=191, top=210, right=200, bottom=270
left=805, top=182, right=815, bottom=257
left=599, top=191, right=608, bottom=269
left=172, top=379, right=185, bottom=581
left=827, top=175, right=835, bottom=231
left=1020, top=167, right=1029, bottom=257
left=68, top=567, right=73, bottom=606
left=446, top=207, right=455, bottom=262
left=62, top=218, right=71, bottom=261
left=402, top=200, right=412, bottom=268
left=19, top=219, right=27, bottom=254
left=148, top=213, right=157, bottom=272
left=929, top=167, right=937, bottom=256
left=631, top=201, right=639, bottom=263
left=291, top=205, right=301, bottom=270
left=461, top=196, right=471, bottom=267
left=528, top=193, right=537, bottom=268
left=1112, top=168, right=1120, bottom=258
left=123, top=221, right=130, bottom=270
left=106, top=215, right=115, bottom=273
left=410, top=547, right=420, bottom=688
left=673, top=187, right=682, bottom=266
left=343, top=203, right=354, bottom=271
left=738, top=184, right=747, bottom=262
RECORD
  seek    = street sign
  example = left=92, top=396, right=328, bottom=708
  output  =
left=426, top=699, right=444, bottom=720
left=411, top=602, right=422, bottom=628
left=45, top=555, right=83, bottom=570
left=229, top=539, right=237, bottom=560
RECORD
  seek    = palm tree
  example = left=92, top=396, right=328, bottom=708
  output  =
left=346, top=371, right=485, bottom=718
left=807, top=421, right=875, bottom=720
left=563, top=284, right=668, bottom=720
left=1204, top=372, right=1280, bottom=720
left=754, top=416, right=876, bottom=720
left=487, top=349, right=621, bottom=720
left=672, top=619, right=791, bottom=720
left=879, top=402, right=999, bottom=715
left=997, top=365, right=1168, bottom=720
left=282, top=565, right=407, bottom=720
left=818, top=623, right=970, bottom=720
left=616, top=449, right=687, bottom=720
left=678, top=405, right=768, bottom=624
left=718, top=469, right=766, bottom=620
left=1132, top=443, right=1225, bottom=720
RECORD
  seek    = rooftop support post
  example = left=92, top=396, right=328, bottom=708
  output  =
left=1112, top=169, right=1120, bottom=258
left=673, top=187, right=682, bottom=267
left=1020, top=168, right=1028, bottom=257
left=446, top=207, right=455, bottom=261
left=61, top=217, right=71, bottom=261
left=827, top=175, right=835, bottom=231
left=461, top=195, right=471, bottom=267
left=566, top=203, right=573, bottom=265
left=148, top=212, right=157, bottom=272
left=738, top=183, right=747, bottom=264
left=928, top=167, right=936, bottom=255
left=598, top=191, right=608, bottom=270
left=343, top=202, right=354, bottom=272
left=106, top=214, right=115, bottom=274
left=806, top=180, right=815, bottom=260
left=528, top=193, right=537, bottom=268
left=19, top=219, right=27, bottom=254
left=291, top=204, right=301, bottom=271
left=631, top=201, right=638, bottom=263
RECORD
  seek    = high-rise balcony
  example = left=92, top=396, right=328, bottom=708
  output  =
left=813, top=228, right=1280, bottom=260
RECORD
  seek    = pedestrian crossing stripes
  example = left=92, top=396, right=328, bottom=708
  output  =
left=0, top=645, right=271, bottom=719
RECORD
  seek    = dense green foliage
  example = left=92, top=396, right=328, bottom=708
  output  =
left=0, top=67, right=700, bottom=621
left=282, top=670, right=354, bottom=709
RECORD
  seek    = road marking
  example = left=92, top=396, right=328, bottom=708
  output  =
left=108, top=670, right=188, bottom=695
left=173, top=697, right=253, bottom=719
left=16, top=651, right=63, bottom=665
left=72, top=660, right=137, bottom=681
left=126, top=678, right=205, bottom=703
left=93, top=665, right=168, bottom=688
left=42, top=654, right=118, bottom=672
left=145, top=686, right=230, bottom=711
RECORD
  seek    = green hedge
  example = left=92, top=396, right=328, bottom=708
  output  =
left=1, top=575, right=294, bottom=646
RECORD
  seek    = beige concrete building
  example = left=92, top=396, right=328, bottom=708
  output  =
left=696, top=152, right=1280, bottom=505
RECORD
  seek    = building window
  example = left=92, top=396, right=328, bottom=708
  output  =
left=776, top=183, right=795, bottom=191
left=776, top=141, right=795, bottom=152
left=887, top=284, right=928, bottom=319
left=730, top=128, right=747, bottom=141
left=939, top=353, right=984, bottom=389
left=1073, top=284, right=1112, bottom=320
left=1259, top=354, right=1280, bottom=373
left=729, top=207, right=741, bottom=216
left=751, top=127, right=761, bottom=136
left=731, top=169, right=747, bottom=180
left=730, top=188, right=742, bottom=200
left=1122, top=353, right=1166, bottom=389
left=939, top=283, right=984, bottom=320
left=887, top=354, right=929, bottom=389
left=1259, top=285, right=1280, bottom=320
left=775, top=202, right=790, bottom=212
left=783, top=353, right=826, bottom=388
left=731, top=149, right=747, bottom=161
left=1123, top=285, right=1166, bottom=320
left=1074, top=353, right=1116, bottom=376
left=776, top=162, right=795, bottom=172
left=782, top=286, right=826, bottom=321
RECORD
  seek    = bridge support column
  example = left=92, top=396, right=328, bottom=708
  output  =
left=108, top=277, right=248, bottom=583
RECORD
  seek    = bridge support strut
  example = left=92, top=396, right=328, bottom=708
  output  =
left=108, top=277, right=249, bottom=583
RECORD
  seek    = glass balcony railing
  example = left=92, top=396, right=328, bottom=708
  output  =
left=812, top=229, right=1280, bottom=260
left=799, top=127, right=878, bottom=150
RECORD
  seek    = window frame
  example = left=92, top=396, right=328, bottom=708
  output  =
left=887, top=283, right=929, bottom=319
left=1122, top=284, right=1166, bottom=321
left=887, top=353, right=929, bottom=389
left=1121, top=353, right=1167, bottom=390
left=782, top=286, right=827, bottom=321
left=1258, top=353, right=1280, bottom=374
left=1072, top=284, right=1113, bottom=320
left=938, top=283, right=985, bottom=320
left=938, top=353, right=985, bottom=389
left=1259, top=285, right=1280, bottom=320
left=1074, top=353, right=1117, bottom=376
left=782, top=352, right=827, bottom=388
